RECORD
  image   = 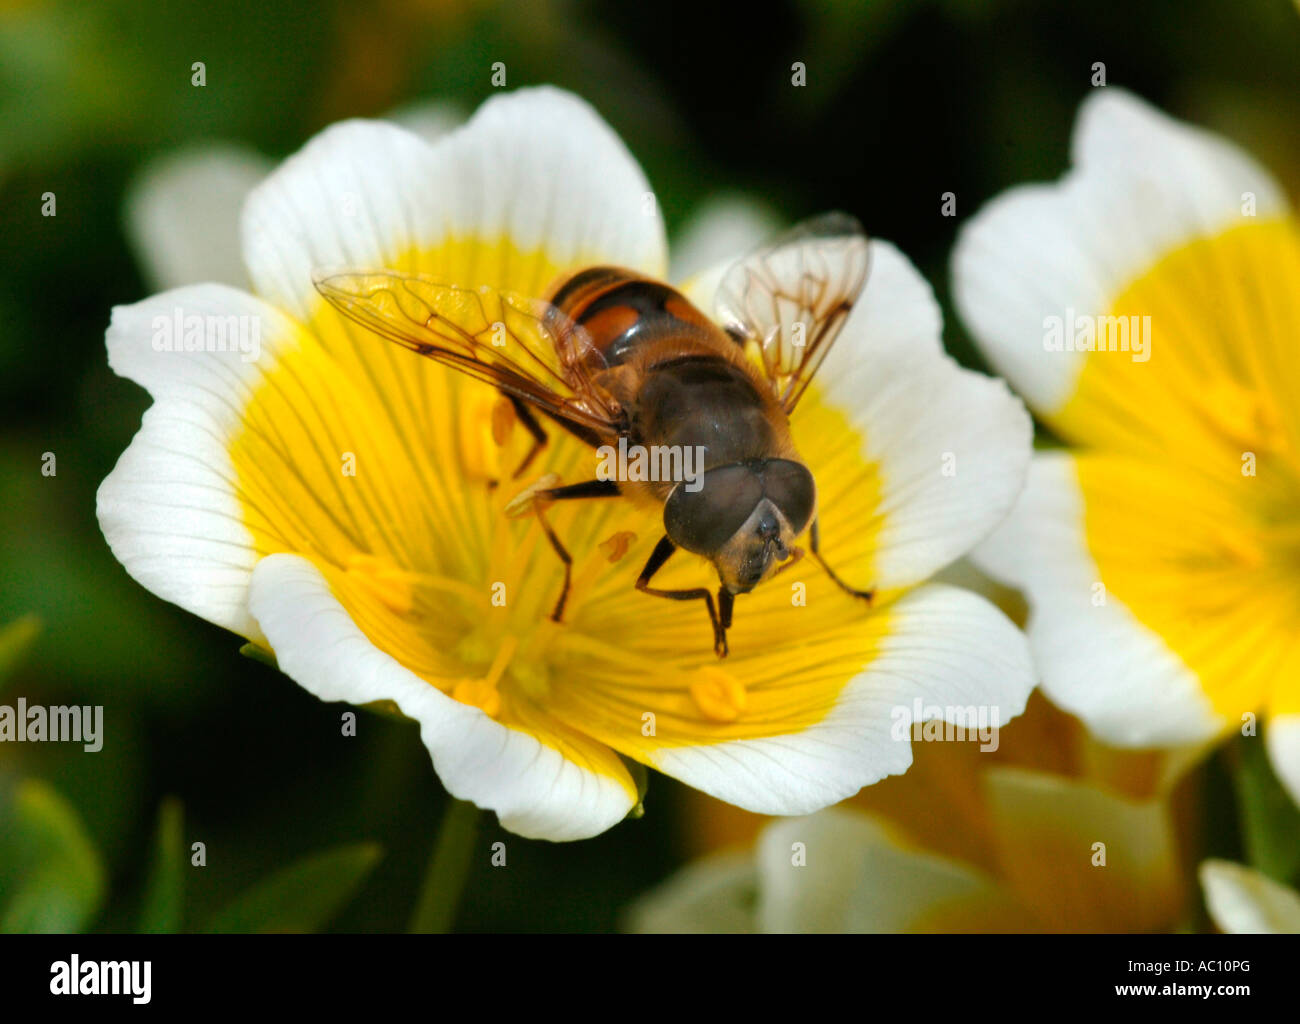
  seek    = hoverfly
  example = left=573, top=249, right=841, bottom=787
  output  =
left=313, top=212, right=873, bottom=657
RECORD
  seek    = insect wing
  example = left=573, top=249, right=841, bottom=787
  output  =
left=313, top=270, right=621, bottom=438
left=714, top=212, right=871, bottom=413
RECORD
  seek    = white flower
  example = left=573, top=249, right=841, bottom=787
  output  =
left=1200, top=859, right=1300, bottom=933
left=631, top=772, right=1185, bottom=934
left=124, top=101, right=467, bottom=292
left=100, top=87, right=1034, bottom=841
left=952, top=88, right=1300, bottom=804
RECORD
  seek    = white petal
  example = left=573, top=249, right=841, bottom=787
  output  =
left=973, top=453, right=1222, bottom=744
left=248, top=553, right=636, bottom=841
left=649, top=583, right=1034, bottom=816
left=622, top=850, right=757, bottom=934
left=242, top=87, right=667, bottom=318
left=818, top=241, right=1032, bottom=588
left=952, top=87, right=1288, bottom=414
left=96, top=285, right=299, bottom=640
left=1266, top=716, right=1300, bottom=808
left=1200, top=859, right=1300, bottom=933
left=125, top=146, right=271, bottom=291
left=756, top=809, right=1008, bottom=933
left=240, top=118, right=440, bottom=318
left=122, top=100, right=466, bottom=293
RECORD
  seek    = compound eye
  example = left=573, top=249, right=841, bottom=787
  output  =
left=760, top=459, right=816, bottom=534
left=663, top=464, right=763, bottom=555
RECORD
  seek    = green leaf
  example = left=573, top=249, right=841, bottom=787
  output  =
left=0, top=779, right=105, bottom=932
left=204, top=842, right=382, bottom=934
left=1231, top=734, right=1300, bottom=884
left=409, top=800, right=480, bottom=934
left=137, top=797, right=184, bottom=934
left=0, top=615, right=40, bottom=690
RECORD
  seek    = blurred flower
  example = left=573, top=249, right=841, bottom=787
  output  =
left=952, top=88, right=1300, bottom=805
left=1200, top=859, right=1300, bottom=933
left=127, top=119, right=774, bottom=297
left=632, top=790, right=1183, bottom=933
left=636, top=693, right=1196, bottom=932
left=124, top=101, right=467, bottom=292
left=125, top=144, right=271, bottom=293
left=98, top=87, right=1034, bottom=841
left=667, top=193, right=782, bottom=283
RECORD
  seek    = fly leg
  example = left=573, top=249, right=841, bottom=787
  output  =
left=809, top=518, right=874, bottom=604
left=636, top=535, right=730, bottom=658
left=505, top=394, right=549, bottom=479
left=508, top=478, right=621, bottom=623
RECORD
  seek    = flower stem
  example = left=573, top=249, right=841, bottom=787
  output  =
left=409, top=797, right=481, bottom=934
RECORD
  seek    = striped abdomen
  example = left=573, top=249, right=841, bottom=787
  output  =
left=548, top=266, right=721, bottom=368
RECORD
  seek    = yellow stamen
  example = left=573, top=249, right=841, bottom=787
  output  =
left=1209, top=519, right=1300, bottom=569
left=688, top=666, right=748, bottom=723
left=564, top=531, right=638, bottom=621
left=450, top=634, right=519, bottom=719
left=491, top=395, right=516, bottom=446
left=505, top=473, right=562, bottom=519
left=1211, top=526, right=1266, bottom=568
left=457, top=390, right=505, bottom=483
left=599, top=530, right=637, bottom=563
left=1198, top=381, right=1276, bottom=451
left=345, top=554, right=417, bottom=615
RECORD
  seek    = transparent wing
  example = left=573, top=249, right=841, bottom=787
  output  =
left=714, top=212, right=871, bottom=413
left=313, top=270, right=622, bottom=442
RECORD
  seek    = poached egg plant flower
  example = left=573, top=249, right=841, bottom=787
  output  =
left=1200, top=860, right=1300, bottom=934
left=98, top=87, right=1034, bottom=841
left=631, top=795, right=1179, bottom=934
left=952, top=89, right=1300, bottom=806
left=637, top=694, right=1193, bottom=933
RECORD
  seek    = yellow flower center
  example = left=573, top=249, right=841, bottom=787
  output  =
left=1056, top=218, right=1300, bottom=719
left=227, top=237, right=891, bottom=776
